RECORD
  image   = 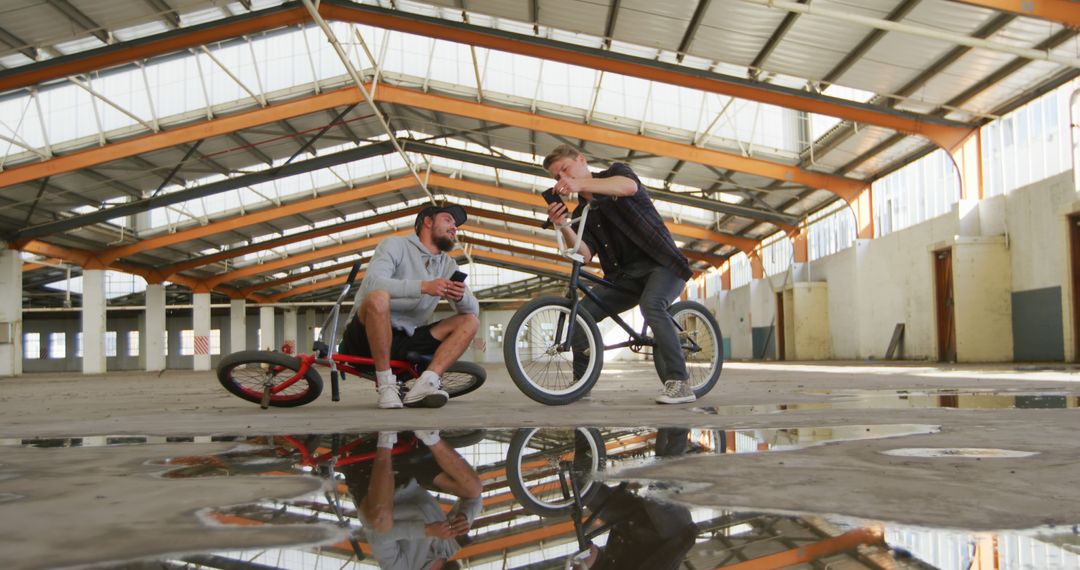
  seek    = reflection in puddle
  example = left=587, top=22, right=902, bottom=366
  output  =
left=3, top=427, right=1078, bottom=570
left=691, top=390, right=1080, bottom=416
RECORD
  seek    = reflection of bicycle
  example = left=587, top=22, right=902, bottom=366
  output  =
left=506, top=427, right=607, bottom=517
left=503, top=200, right=723, bottom=405
left=216, top=262, right=485, bottom=409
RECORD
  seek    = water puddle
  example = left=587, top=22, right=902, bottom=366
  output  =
left=0, top=426, right=1076, bottom=570
left=691, top=389, right=1080, bottom=416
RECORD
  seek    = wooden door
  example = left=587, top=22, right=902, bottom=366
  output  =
left=934, top=248, right=957, bottom=362
left=1071, top=214, right=1080, bottom=361
left=775, top=292, right=786, bottom=360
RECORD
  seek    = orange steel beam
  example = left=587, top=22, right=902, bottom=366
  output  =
left=953, top=0, right=1080, bottom=28
left=0, top=1, right=971, bottom=153
left=2, top=81, right=862, bottom=208
left=100, top=177, right=418, bottom=264
left=453, top=521, right=577, bottom=560
left=0, top=6, right=310, bottom=93
left=239, top=258, right=366, bottom=296
left=322, top=1, right=974, bottom=151
left=377, top=85, right=867, bottom=202
left=0, top=86, right=361, bottom=189
left=718, top=527, right=885, bottom=570
left=17, top=239, right=204, bottom=290
left=203, top=228, right=410, bottom=288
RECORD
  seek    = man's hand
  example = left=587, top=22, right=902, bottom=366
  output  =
left=553, top=177, right=584, bottom=196
left=547, top=202, right=569, bottom=227
left=425, top=514, right=470, bottom=538
left=422, top=278, right=466, bottom=301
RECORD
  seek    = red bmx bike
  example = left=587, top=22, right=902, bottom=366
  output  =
left=216, top=262, right=486, bottom=409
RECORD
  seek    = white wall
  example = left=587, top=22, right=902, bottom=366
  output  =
left=705, top=168, right=1080, bottom=362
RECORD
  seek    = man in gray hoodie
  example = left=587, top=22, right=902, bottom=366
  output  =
left=341, top=204, right=480, bottom=409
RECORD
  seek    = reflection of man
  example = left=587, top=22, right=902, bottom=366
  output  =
left=340, top=204, right=479, bottom=409
left=573, top=429, right=697, bottom=570
left=344, top=431, right=482, bottom=570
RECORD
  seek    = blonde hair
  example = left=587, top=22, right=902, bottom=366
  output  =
left=542, top=144, right=581, bottom=170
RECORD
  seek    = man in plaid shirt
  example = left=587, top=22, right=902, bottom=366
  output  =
left=543, top=144, right=696, bottom=404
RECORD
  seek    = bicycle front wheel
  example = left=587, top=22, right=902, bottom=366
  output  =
left=668, top=300, right=724, bottom=398
left=503, top=297, right=604, bottom=405
left=506, top=427, right=606, bottom=517
left=217, top=350, right=323, bottom=407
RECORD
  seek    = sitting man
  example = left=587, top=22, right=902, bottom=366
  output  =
left=543, top=144, right=696, bottom=404
left=340, top=203, right=479, bottom=409
left=344, top=430, right=483, bottom=570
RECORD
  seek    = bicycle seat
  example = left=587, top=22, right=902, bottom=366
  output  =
left=404, top=351, right=434, bottom=364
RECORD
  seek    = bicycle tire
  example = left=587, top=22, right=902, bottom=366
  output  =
left=506, top=427, right=606, bottom=517
left=217, top=350, right=323, bottom=407
left=441, top=360, right=486, bottom=399
left=667, top=300, right=724, bottom=398
left=503, top=297, right=604, bottom=405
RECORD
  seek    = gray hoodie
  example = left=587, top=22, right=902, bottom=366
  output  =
left=350, top=234, right=479, bottom=335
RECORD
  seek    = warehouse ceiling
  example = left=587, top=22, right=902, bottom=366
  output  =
left=1, top=0, right=1076, bottom=305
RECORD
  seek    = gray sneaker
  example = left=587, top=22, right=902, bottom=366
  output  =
left=655, top=380, right=696, bottom=404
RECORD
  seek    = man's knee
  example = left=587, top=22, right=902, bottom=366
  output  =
left=360, top=290, right=390, bottom=319
left=639, top=296, right=670, bottom=319
left=456, top=313, right=480, bottom=334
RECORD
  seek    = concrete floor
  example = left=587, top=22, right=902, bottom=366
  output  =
left=1, top=360, right=1079, bottom=568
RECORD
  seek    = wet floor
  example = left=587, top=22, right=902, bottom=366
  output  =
left=689, top=389, right=1080, bottom=416
left=3, top=423, right=1079, bottom=570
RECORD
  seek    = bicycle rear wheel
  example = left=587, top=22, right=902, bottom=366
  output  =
left=403, top=362, right=488, bottom=399
left=503, top=297, right=604, bottom=405
left=217, top=350, right=323, bottom=408
left=506, top=427, right=606, bottom=517
left=668, top=300, right=724, bottom=398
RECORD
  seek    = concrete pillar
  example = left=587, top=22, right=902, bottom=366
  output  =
left=193, top=292, right=211, bottom=371
left=283, top=307, right=298, bottom=353
left=0, top=248, right=22, bottom=376
left=259, top=306, right=275, bottom=351
left=302, top=308, right=317, bottom=351
left=82, top=269, right=107, bottom=374
left=145, top=283, right=166, bottom=371
left=230, top=299, right=246, bottom=354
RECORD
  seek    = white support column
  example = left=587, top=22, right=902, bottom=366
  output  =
left=0, top=248, right=22, bottom=376
left=230, top=299, right=246, bottom=354
left=145, top=283, right=166, bottom=372
left=260, top=306, right=276, bottom=351
left=193, top=292, right=211, bottom=371
left=283, top=307, right=298, bottom=353
left=82, top=269, right=107, bottom=374
left=303, top=308, right=316, bottom=350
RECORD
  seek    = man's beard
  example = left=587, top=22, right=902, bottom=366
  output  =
left=434, top=235, right=455, bottom=252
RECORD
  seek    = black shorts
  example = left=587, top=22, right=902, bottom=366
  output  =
left=339, top=317, right=443, bottom=361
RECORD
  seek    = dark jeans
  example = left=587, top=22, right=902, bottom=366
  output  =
left=573, top=264, right=688, bottom=383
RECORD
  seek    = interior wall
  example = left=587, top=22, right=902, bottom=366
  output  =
left=709, top=169, right=1078, bottom=362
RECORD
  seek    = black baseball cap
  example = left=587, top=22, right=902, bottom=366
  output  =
left=414, top=204, right=467, bottom=234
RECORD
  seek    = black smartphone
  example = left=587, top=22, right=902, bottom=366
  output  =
left=450, top=270, right=468, bottom=283
left=541, top=188, right=564, bottom=206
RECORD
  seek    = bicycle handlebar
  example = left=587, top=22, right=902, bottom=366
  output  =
left=346, top=261, right=362, bottom=286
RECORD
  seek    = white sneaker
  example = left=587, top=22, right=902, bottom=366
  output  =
left=403, top=377, right=449, bottom=408
left=377, top=385, right=404, bottom=409
left=655, top=380, right=696, bottom=404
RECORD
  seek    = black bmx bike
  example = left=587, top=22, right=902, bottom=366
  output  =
left=502, top=198, right=724, bottom=405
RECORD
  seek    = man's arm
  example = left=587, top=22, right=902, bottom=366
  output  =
left=555, top=174, right=637, bottom=198
left=362, top=239, right=423, bottom=299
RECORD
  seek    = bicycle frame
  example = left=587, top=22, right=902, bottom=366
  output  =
left=265, top=260, right=428, bottom=402
left=551, top=201, right=700, bottom=355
